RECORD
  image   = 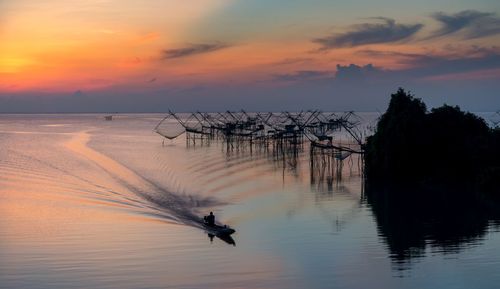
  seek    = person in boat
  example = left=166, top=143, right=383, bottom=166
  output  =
left=204, top=212, right=215, bottom=227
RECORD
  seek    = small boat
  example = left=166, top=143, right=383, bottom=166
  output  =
left=202, top=221, right=236, bottom=236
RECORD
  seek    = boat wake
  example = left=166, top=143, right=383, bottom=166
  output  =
left=63, top=130, right=223, bottom=227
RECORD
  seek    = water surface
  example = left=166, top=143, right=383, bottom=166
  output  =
left=1, top=113, right=500, bottom=289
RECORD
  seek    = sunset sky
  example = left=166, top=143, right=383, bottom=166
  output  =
left=1, top=0, right=499, bottom=112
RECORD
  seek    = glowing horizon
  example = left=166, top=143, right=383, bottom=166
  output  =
left=1, top=0, right=500, bottom=111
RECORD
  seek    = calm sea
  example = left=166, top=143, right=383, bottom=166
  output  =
left=1, top=113, right=499, bottom=289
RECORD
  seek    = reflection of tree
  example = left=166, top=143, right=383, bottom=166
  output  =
left=207, top=233, right=236, bottom=246
left=365, top=185, right=500, bottom=270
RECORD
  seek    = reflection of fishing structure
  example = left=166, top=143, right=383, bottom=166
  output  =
left=306, top=112, right=367, bottom=188
left=154, top=110, right=370, bottom=184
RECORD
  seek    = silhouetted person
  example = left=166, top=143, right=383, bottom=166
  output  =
left=204, top=212, right=215, bottom=227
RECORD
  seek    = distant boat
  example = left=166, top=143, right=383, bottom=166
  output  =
left=104, top=115, right=113, bottom=121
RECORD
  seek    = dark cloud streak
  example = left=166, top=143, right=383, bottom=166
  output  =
left=430, top=10, right=500, bottom=39
left=162, top=42, right=230, bottom=59
left=313, top=17, right=423, bottom=49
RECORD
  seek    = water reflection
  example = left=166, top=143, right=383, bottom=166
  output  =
left=365, top=185, right=500, bottom=270
left=207, top=233, right=236, bottom=246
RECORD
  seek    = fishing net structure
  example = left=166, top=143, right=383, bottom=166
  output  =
left=154, top=115, right=185, bottom=140
left=153, top=110, right=370, bottom=181
left=491, top=110, right=500, bottom=128
left=154, top=110, right=370, bottom=147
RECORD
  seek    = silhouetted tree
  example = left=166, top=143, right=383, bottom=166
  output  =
left=365, top=88, right=427, bottom=182
left=365, top=88, right=500, bottom=196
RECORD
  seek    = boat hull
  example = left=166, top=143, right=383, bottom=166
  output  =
left=203, top=224, right=236, bottom=236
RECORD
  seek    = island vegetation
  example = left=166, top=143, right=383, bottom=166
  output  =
left=364, top=88, right=500, bottom=197
left=363, top=88, right=500, bottom=268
